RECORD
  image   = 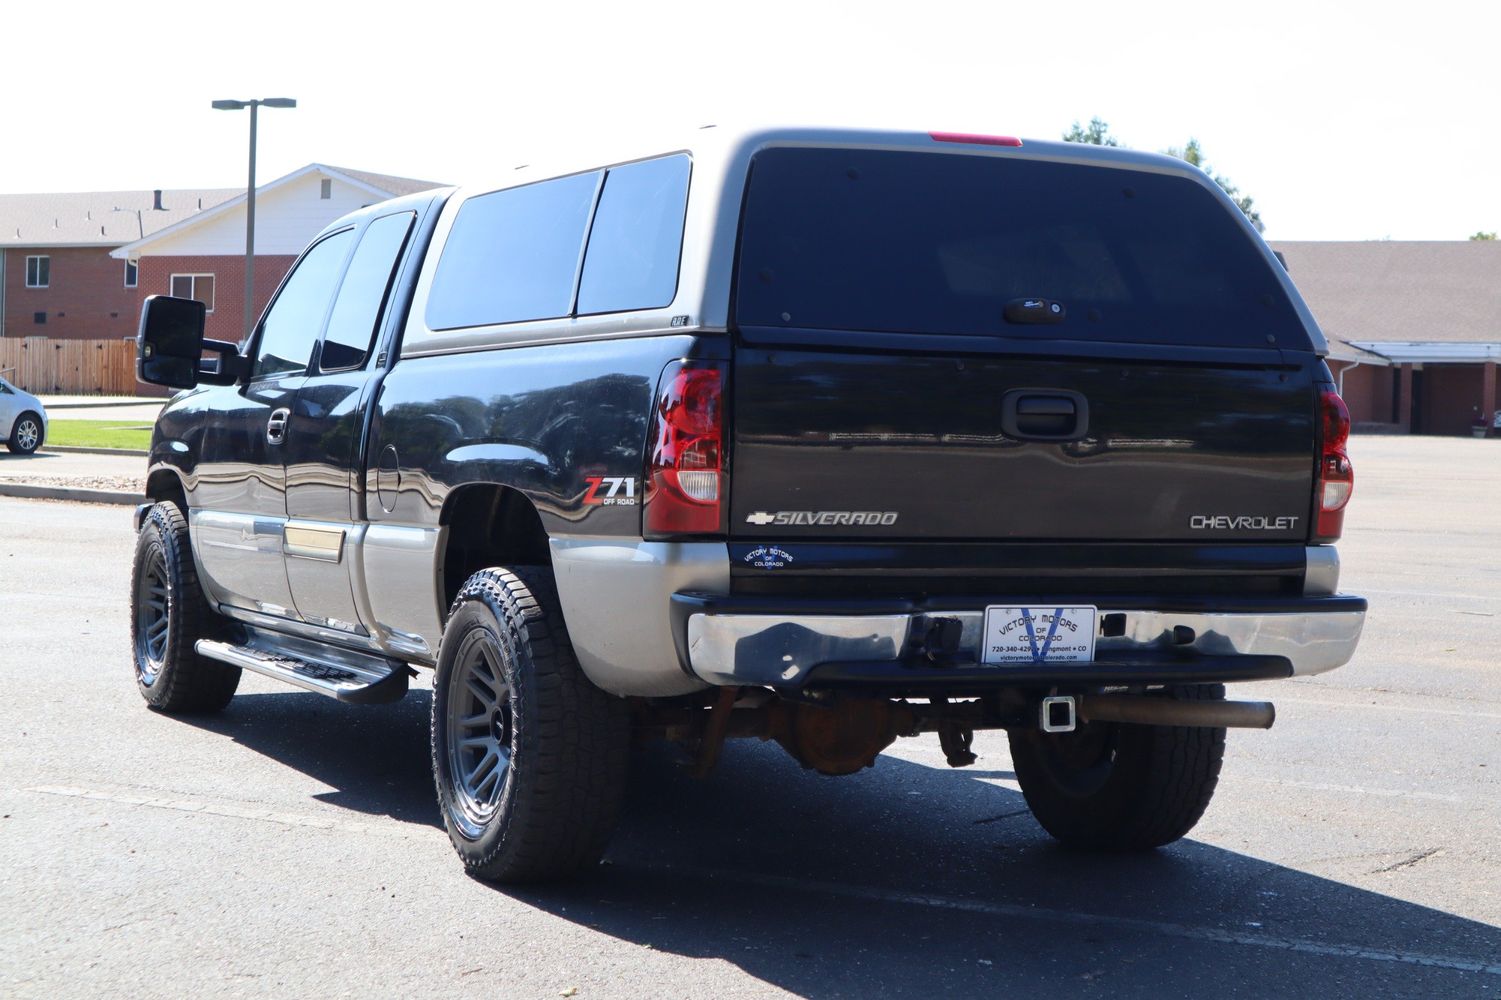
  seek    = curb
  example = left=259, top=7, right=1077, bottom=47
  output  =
left=41, top=445, right=149, bottom=458
left=41, top=401, right=165, bottom=410
left=0, top=482, right=142, bottom=506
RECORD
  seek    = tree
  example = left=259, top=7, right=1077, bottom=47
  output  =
left=1062, top=117, right=1120, bottom=146
left=1471, top=231, right=1497, bottom=241
left=1064, top=118, right=1265, bottom=233
left=1165, top=138, right=1265, bottom=234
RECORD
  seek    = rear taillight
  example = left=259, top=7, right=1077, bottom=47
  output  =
left=1315, top=389, right=1353, bottom=541
left=645, top=362, right=725, bottom=537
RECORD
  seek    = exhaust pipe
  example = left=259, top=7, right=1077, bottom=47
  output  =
left=1080, top=694, right=1275, bottom=730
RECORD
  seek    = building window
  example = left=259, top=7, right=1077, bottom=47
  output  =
left=170, top=273, right=216, bottom=312
left=124, top=260, right=138, bottom=288
left=320, top=179, right=332, bottom=199
left=25, top=256, right=49, bottom=288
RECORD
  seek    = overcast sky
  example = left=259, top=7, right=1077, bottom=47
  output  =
left=4, top=0, right=1495, bottom=241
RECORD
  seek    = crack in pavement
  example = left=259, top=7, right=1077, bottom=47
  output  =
left=972, top=808, right=1031, bottom=825
left=1371, top=848, right=1445, bottom=874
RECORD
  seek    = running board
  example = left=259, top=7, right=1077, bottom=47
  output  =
left=196, top=637, right=409, bottom=704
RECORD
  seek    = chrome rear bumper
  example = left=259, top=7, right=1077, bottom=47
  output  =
left=677, top=597, right=1366, bottom=689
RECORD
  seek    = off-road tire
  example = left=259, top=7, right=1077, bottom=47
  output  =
left=7, top=411, right=43, bottom=454
left=431, top=567, right=630, bottom=883
left=130, top=502, right=240, bottom=712
left=1009, top=684, right=1227, bottom=851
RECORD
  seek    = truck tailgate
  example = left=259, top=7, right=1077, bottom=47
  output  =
left=730, top=345, right=1316, bottom=543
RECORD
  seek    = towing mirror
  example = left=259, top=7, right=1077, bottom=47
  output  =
left=136, top=295, right=248, bottom=388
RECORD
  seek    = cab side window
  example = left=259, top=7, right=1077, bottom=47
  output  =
left=320, top=212, right=416, bottom=371
left=253, top=229, right=356, bottom=379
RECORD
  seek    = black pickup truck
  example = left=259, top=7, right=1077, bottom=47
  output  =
left=130, top=127, right=1366, bottom=883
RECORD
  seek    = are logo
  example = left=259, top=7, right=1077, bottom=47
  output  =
left=583, top=476, right=638, bottom=506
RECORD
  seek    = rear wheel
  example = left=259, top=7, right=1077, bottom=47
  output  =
left=431, top=567, right=630, bottom=883
left=1009, top=685, right=1226, bottom=850
left=7, top=411, right=43, bottom=454
left=131, top=502, right=240, bottom=713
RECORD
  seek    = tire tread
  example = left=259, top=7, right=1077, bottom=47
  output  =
left=432, top=567, right=629, bottom=883
left=131, top=502, right=239, bottom=713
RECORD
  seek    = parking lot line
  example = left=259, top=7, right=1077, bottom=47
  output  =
left=652, top=864, right=1501, bottom=977
left=25, top=783, right=1499, bottom=979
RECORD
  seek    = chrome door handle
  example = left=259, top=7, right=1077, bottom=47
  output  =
left=266, top=407, right=291, bottom=445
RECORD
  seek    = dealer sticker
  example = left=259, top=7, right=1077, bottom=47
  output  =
left=981, top=606, right=1098, bottom=665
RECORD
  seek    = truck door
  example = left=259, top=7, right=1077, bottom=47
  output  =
left=191, top=228, right=356, bottom=619
left=281, top=210, right=416, bottom=636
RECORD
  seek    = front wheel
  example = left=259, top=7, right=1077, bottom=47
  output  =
left=1009, top=685, right=1226, bottom=851
left=130, top=502, right=240, bottom=713
left=431, top=567, right=630, bottom=883
left=7, top=411, right=43, bottom=454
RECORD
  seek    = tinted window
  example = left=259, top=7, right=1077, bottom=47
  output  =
left=425, top=171, right=600, bottom=330
left=254, top=229, right=354, bottom=378
left=576, top=154, right=690, bottom=315
left=320, top=212, right=415, bottom=371
left=736, top=148, right=1308, bottom=350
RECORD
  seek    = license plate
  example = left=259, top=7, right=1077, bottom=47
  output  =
left=981, top=606, right=1098, bottom=665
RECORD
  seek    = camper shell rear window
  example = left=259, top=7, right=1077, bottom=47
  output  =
left=734, top=147, right=1309, bottom=351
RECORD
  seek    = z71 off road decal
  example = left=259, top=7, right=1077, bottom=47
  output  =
left=583, top=476, right=638, bottom=506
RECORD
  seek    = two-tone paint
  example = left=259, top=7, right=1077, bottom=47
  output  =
left=142, top=127, right=1365, bottom=700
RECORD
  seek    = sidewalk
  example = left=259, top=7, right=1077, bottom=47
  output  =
left=0, top=450, right=145, bottom=504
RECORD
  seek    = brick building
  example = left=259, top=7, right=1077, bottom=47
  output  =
left=1272, top=241, right=1501, bottom=435
left=111, top=164, right=442, bottom=346
left=1, top=187, right=235, bottom=341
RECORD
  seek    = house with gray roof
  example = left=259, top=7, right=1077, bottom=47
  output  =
left=1272, top=241, right=1501, bottom=435
left=2, top=164, right=442, bottom=358
left=107, top=163, right=444, bottom=348
left=1, top=187, right=237, bottom=342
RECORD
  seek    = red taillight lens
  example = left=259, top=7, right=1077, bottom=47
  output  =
left=1316, top=390, right=1353, bottom=540
left=645, top=363, right=725, bottom=536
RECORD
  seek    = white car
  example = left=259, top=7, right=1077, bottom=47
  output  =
left=0, top=374, right=47, bottom=455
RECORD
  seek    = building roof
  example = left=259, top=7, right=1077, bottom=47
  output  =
left=1272, top=241, right=1501, bottom=349
left=322, top=165, right=447, bottom=198
left=0, top=188, right=238, bottom=247
left=109, top=163, right=447, bottom=259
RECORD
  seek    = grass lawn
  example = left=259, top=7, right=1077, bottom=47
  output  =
left=44, top=420, right=153, bottom=451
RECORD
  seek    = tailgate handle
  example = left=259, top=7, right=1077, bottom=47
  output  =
left=1003, top=390, right=1089, bottom=441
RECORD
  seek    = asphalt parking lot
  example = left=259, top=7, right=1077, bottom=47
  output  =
left=0, top=435, right=1497, bottom=999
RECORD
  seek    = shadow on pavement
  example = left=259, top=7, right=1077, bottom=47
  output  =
left=181, top=692, right=1501, bottom=998
left=181, top=689, right=440, bottom=828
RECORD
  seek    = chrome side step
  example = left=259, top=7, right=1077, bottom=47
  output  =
left=196, top=636, right=409, bottom=704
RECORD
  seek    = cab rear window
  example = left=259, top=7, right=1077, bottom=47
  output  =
left=735, top=147, right=1309, bottom=350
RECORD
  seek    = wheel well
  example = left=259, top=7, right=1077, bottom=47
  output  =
left=146, top=469, right=188, bottom=516
left=439, top=484, right=551, bottom=614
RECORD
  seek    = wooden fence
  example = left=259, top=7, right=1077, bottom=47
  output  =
left=0, top=338, right=140, bottom=396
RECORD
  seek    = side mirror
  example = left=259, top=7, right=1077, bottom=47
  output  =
left=136, top=295, right=250, bottom=389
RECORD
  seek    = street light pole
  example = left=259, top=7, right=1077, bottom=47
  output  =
left=212, top=97, right=296, bottom=342
left=245, top=101, right=257, bottom=346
